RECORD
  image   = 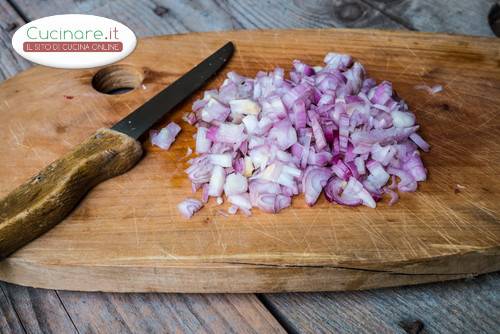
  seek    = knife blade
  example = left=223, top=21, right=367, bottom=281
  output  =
left=0, top=42, right=234, bottom=258
left=112, top=41, right=234, bottom=139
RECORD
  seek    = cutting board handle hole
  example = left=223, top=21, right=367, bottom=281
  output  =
left=92, top=65, right=144, bottom=95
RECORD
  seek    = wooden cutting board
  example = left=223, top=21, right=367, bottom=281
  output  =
left=0, top=29, right=499, bottom=293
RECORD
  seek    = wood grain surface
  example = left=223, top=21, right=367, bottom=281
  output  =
left=0, top=283, right=25, bottom=334
left=0, top=29, right=499, bottom=293
left=0, top=281, right=284, bottom=333
left=0, top=128, right=143, bottom=257
left=366, top=0, right=496, bottom=36
left=0, top=282, right=77, bottom=333
left=261, top=272, right=500, bottom=333
left=0, top=1, right=30, bottom=80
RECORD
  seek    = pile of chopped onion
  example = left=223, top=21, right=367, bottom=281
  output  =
left=180, top=52, right=429, bottom=217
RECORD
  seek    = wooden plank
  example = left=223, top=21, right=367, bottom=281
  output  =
left=56, top=291, right=285, bottom=333
left=10, top=0, right=404, bottom=36
left=0, top=282, right=77, bottom=333
left=0, top=29, right=499, bottom=292
left=261, top=272, right=500, bottom=333
left=0, top=281, right=284, bottom=333
left=11, top=0, right=496, bottom=37
left=0, top=0, right=31, bottom=80
left=0, top=282, right=25, bottom=334
left=366, top=0, right=497, bottom=36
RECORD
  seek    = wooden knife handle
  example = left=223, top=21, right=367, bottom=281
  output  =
left=0, top=128, right=143, bottom=258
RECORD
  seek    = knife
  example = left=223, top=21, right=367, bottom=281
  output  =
left=0, top=42, right=234, bottom=258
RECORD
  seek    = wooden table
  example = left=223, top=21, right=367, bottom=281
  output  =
left=0, top=1, right=499, bottom=333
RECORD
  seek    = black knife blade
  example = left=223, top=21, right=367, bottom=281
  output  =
left=112, top=41, right=234, bottom=139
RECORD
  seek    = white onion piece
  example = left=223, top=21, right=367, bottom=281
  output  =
left=409, top=133, right=430, bottom=152
left=302, top=166, right=331, bottom=206
left=249, top=145, right=271, bottom=170
left=371, top=143, right=397, bottom=166
left=311, top=116, right=327, bottom=150
left=243, top=156, right=254, bottom=177
left=257, top=116, right=273, bottom=134
left=185, top=156, right=212, bottom=184
left=354, top=156, right=366, bottom=175
left=150, top=122, right=181, bottom=150
left=415, top=84, right=443, bottom=95
left=208, top=165, right=225, bottom=197
left=207, top=123, right=246, bottom=144
left=195, top=127, right=212, bottom=153
left=324, top=53, right=352, bottom=70
left=228, top=193, right=252, bottom=211
left=248, top=136, right=265, bottom=149
left=242, top=114, right=259, bottom=134
left=252, top=193, right=291, bottom=213
left=392, top=111, right=415, bottom=128
left=268, top=119, right=297, bottom=150
left=201, top=97, right=230, bottom=122
left=249, top=179, right=281, bottom=195
left=177, top=198, right=203, bottom=218
left=224, top=173, right=248, bottom=196
left=366, top=160, right=390, bottom=190
left=342, top=177, right=376, bottom=208
left=209, top=153, right=233, bottom=167
left=262, top=95, right=287, bottom=120
left=230, top=99, right=261, bottom=115
left=257, top=163, right=283, bottom=181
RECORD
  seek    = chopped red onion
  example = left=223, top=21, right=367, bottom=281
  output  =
left=242, top=114, right=259, bottom=134
left=195, top=127, right=212, bottom=153
left=325, top=178, right=361, bottom=206
left=177, top=198, right=203, bottom=218
left=302, top=166, right=331, bottom=206
left=229, top=99, right=261, bottom=115
left=209, top=153, right=233, bottom=167
left=228, top=206, right=238, bottom=215
left=342, top=177, right=376, bottom=208
left=224, top=173, right=248, bottom=196
left=415, top=84, right=443, bottom=95
left=409, top=133, right=430, bottom=152
left=268, top=119, right=297, bottom=150
left=207, top=123, right=246, bottom=144
left=201, top=97, right=230, bottom=122
left=208, top=165, right=225, bottom=197
left=311, top=115, right=327, bottom=150
left=392, top=111, right=415, bottom=128
left=354, top=156, right=366, bottom=175
left=228, top=193, right=252, bottom=212
left=150, top=122, right=181, bottom=150
left=179, top=51, right=430, bottom=216
left=384, top=187, right=399, bottom=206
